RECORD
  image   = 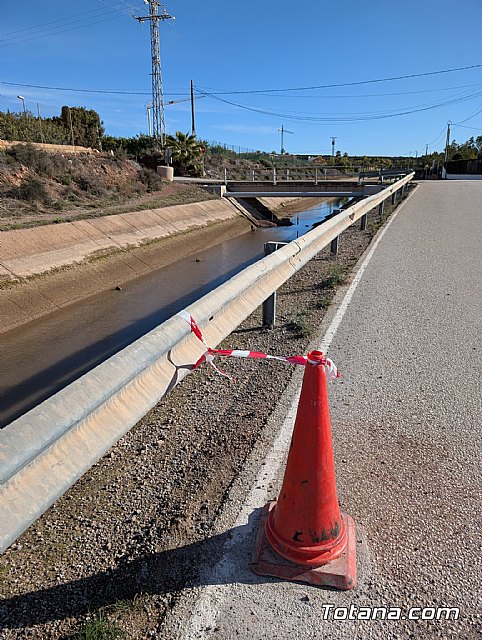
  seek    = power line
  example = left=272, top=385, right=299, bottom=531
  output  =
left=196, top=88, right=482, bottom=125
left=0, top=80, right=150, bottom=96
left=215, top=87, right=482, bottom=119
left=99, top=0, right=142, bottom=18
left=206, top=83, right=482, bottom=100
left=6, top=78, right=481, bottom=101
left=0, top=5, right=123, bottom=39
left=454, top=102, right=482, bottom=125
left=0, top=81, right=189, bottom=97
left=3, top=75, right=481, bottom=102
left=196, top=63, right=482, bottom=96
left=426, top=126, right=448, bottom=148
left=0, top=4, right=130, bottom=47
left=453, top=123, right=482, bottom=132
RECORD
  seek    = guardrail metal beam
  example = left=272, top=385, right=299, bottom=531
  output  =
left=0, top=173, right=414, bottom=552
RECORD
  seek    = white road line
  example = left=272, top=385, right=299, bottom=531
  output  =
left=180, top=194, right=413, bottom=639
left=319, top=197, right=408, bottom=353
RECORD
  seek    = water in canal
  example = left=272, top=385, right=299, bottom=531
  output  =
left=1, top=199, right=344, bottom=427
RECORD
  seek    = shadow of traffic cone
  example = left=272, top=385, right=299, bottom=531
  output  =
left=251, top=350, right=356, bottom=590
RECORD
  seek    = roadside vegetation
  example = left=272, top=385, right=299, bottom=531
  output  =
left=0, top=143, right=215, bottom=230
left=1, top=103, right=481, bottom=177
left=2, top=101, right=479, bottom=231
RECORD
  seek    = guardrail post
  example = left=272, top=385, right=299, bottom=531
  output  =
left=360, top=213, right=368, bottom=231
left=330, top=235, right=340, bottom=255
left=391, top=191, right=396, bottom=205
left=379, top=200, right=385, bottom=216
left=224, top=167, right=227, bottom=185
left=252, top=169, right=255, bottom=182
left=315, top=167, right=318, bottom=185
left=262, top=242, right=287, bottom=328
left=273, top=167, right=277, bottom=185
left=286, top=168, right=290, bottom=181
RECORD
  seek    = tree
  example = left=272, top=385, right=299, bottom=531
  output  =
left=60, top=106, right=104, bottom=149
left=0, top=110, right=69, bottom=144
left=165, top=131, right=202, bottom=175
left=476, top=135, right=482, bottom=156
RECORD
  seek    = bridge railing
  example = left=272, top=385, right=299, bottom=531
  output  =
left=0, top=173, right=414, bottom=552
left=222, top=166, right=412, bottom=184
left=223, top=165, right=360, bottom=183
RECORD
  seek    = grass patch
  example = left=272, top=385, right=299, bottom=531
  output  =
left=315, top=293, right=333, bottom=310
left=110, top=594, right=144, bottom=614
left=287, top=311, right=313, bottom=338
left=64, top=614, right=124, bottom=640
left=319, top=264, right=350, bottom=289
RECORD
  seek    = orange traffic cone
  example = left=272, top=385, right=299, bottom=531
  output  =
left=251, top=350, right=356, bottom=590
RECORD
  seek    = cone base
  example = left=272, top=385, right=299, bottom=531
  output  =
left=251, top=502, right=357, bottom=591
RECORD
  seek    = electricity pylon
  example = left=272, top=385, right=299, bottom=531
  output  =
left=134, top=1, right=174, bottom=146
left=330, top=136, right=337, bottom=157
left=278, top=125, right=293, bottom=154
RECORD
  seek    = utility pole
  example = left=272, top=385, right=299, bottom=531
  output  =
left=17, top=95, right=29, bottom=142
left=278, top=125, right=293, bottom=154
left=134, top=2, right=174, bottom=147
left=36, top=102, right=45, bottom=144
left=443, top=121, right=451, bottom=174
left=330, top=136, right=337, bottom=157
left=190, top=79, right=196, bottom=137
left=146, top=102, right=152, bottom=136
left=17, top=95, right=26, bottom=115
left=67, top=107, right=75, bottom=152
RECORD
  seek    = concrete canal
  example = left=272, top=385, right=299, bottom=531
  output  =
left=2, top=198, right=345, bottom=427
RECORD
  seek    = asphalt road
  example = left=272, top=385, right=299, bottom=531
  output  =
left=163, top=181, right=481, bottom=640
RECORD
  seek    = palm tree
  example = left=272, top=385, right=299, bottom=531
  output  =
left=165, top=131, right=202, bottom=176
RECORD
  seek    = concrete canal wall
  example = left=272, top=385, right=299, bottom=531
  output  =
left=0, top=199, right=253, bottom=332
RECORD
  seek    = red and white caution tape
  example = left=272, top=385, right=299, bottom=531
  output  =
left=177, top=310, right=341, bottom=381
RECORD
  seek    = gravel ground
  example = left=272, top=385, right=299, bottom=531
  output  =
left=0, top=191, right=412, bottom=639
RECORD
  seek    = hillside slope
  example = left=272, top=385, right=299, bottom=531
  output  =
left=0, top=143, right=215, bottom=230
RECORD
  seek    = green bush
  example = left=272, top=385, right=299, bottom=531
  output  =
left=74, top=173, right=105, bottom=196
left=10, top=175, right=50, bottom=203
left=57, top=173, right=73, bottom=186
left=139, top=167, right=162, bottom=192
left=6, top=144, right=70, bottom=178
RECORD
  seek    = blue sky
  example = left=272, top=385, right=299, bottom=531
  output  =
left=1, top=0, right=482, bottom=156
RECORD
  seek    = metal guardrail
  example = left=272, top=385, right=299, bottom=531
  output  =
left=358, top=168, right=412, bottom=182
left=0, top=173, right=414, bottom=552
